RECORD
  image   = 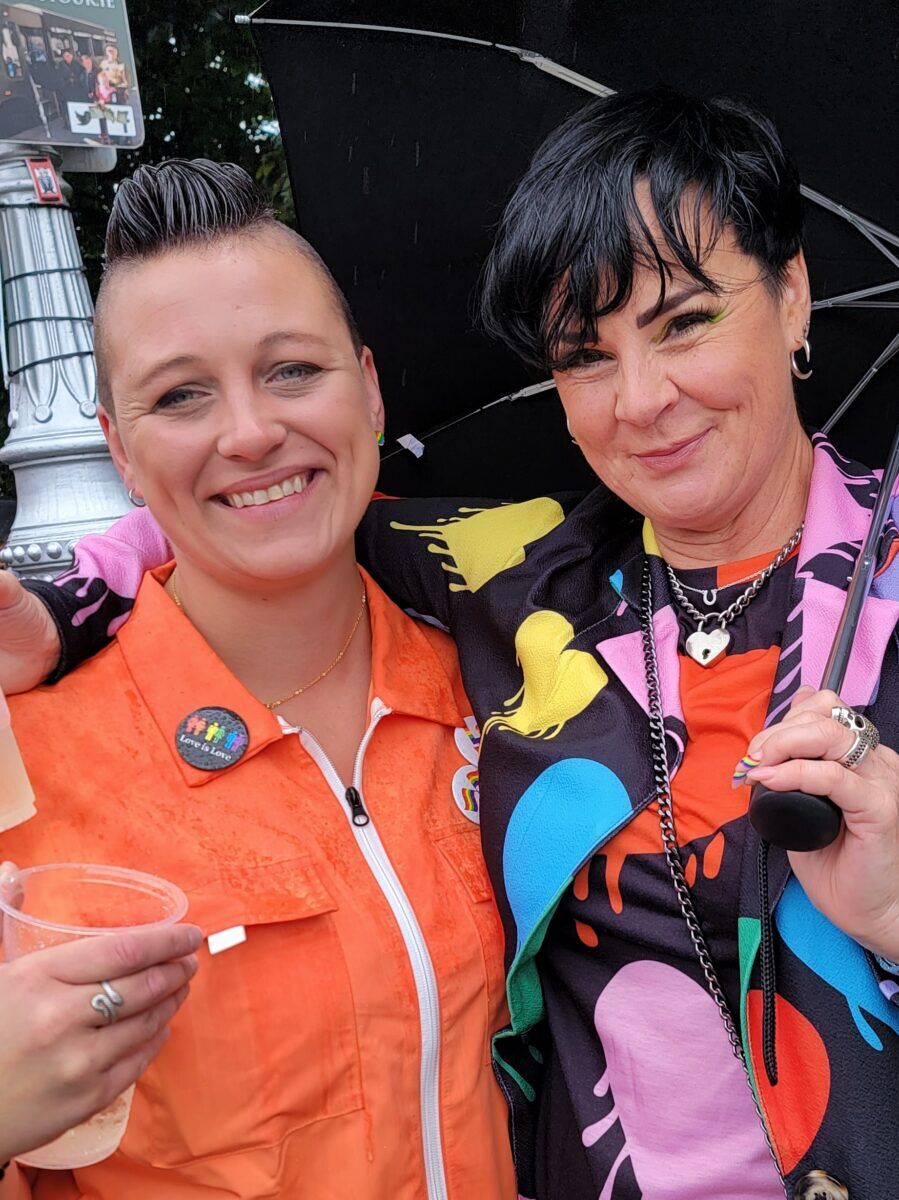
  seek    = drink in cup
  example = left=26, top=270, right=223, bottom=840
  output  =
left=0, top=686, right=35, bottom=832
left=0, top=862, right=188, bottom=1169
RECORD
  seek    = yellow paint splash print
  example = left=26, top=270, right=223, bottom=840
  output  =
left=483, top=610, right=608, bottom=740
left=390, top=497, right=565, bottom=593
left=642, top=518, right=661, bottom=557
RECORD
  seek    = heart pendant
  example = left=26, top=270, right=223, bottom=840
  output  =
left=685, top=626, right=730, bottom=667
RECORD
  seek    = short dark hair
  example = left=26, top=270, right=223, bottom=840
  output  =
left=479, top=87, right=803, bottom=372
left=97, top=159, right=362, bottom=407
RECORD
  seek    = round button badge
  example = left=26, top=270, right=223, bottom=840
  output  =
left=175, top=707, right=250, bottom=771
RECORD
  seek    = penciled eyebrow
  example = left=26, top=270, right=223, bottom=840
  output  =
left=634, top=283, right=708, bottom=329
left=557, top=282, right=712, bottom=348
left=132, top=331, right=331, bottom=391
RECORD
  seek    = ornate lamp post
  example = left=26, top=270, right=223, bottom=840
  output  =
left=0, top=145, right=128, bottom=580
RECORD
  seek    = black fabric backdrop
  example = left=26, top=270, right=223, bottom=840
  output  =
left=253, top=1, right=898, bottom=497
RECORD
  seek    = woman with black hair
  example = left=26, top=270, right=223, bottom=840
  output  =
left=2, top=90, right=898, bottom=1200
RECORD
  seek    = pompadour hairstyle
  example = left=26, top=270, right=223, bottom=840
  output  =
left=99, top=158, right=361, bottom=379
left=478, top=86, right=804, bottom=372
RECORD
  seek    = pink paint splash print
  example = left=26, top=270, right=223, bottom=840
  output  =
left=583, top=961, right=783, bottom=1199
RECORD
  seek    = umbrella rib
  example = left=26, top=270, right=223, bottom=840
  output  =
left=800, top=185, right=899, bottom=251
left=813, top=279, right=899, bottom=309
left=382, top=380, right=556, bottom=462
left=822, top=331, right=899, bottom=435
left=493, top=46, right=616, bottom=96
left=235, top=0, right=271, bottom=21
left=242, top=17, right=494, bottom=48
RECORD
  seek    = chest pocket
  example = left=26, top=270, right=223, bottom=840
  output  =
left=131, top=857, right=363, bottom=1169
left=436, top=828, right=508, bottom=1064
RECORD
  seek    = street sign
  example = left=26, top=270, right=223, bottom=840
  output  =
left=0, top=1, right=143, bottom=148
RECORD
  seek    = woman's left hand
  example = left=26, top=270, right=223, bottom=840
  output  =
left=741, top=687, right=899, bottom=963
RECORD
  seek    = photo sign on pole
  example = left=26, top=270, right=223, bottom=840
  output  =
left=0, top=1, right=143, bottom=148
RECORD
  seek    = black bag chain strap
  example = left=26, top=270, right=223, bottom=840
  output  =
left=639, top=556, right=787, bottom=1191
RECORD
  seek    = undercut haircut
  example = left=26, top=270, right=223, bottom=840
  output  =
left=96, top=158, right=362, bottom=408
left=479, top=86, right=804, bottom=372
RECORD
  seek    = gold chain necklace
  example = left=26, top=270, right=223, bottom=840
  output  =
left=170, top=570, right=368, bottom=709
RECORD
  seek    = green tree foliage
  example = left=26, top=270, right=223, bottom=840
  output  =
left=0, top=2, right=292, bottom=498
left=75, top=1, right=293, bottom=287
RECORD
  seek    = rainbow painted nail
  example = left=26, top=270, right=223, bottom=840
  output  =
left=732, top=753, right=762, bottom=787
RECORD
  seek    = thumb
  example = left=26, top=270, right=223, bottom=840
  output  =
left=0, top=567, right=26, bottom=612
left=0, top=567, right=62, bottom=692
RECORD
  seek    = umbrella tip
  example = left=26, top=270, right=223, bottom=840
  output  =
left=234, top=13, right=251, bottom=24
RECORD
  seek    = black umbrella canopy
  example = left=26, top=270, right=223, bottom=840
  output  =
left=250, top=0, right=898, bottom=497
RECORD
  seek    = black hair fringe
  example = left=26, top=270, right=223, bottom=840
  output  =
left=479, top=87, right=803, bottom=372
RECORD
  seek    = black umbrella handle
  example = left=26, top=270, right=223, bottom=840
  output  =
left=748, top=786, right=842, bottom=851
left=749, top=424, right=899, bottom=852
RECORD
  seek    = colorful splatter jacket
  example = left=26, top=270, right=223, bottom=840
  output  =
left=27, top=435, right=899, bottom=1199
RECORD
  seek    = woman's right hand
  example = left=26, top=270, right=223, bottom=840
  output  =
left=0, top=570, right=61, bottom=693
left=0, top=919, right=201, bottom=1164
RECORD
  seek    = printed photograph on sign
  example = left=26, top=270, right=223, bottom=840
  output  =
left=0, top=1, right=143, bottom=148
left=25, top=155, right=61, bottom=202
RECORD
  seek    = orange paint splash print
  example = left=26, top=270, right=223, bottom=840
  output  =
left=576, top=921, right=599, bottom=948
left=572, top=863, right=598, bottom=946
left=573, top=863, right=591, bottom=901
left=596, top=643, right=781, bottom=915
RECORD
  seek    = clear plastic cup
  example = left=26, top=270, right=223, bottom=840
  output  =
left=0, top=862, right=188, bottom=1169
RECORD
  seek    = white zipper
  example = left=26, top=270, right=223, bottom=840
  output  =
left=296, top=701, right=449, bottom=1200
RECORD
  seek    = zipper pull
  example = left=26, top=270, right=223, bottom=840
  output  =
left=345, top=786, right=370, bottom=827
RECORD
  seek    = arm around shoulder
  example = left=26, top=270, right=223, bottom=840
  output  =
left=19, top=506, right=171, bottom=684
left=357, top=494, right=516, bottom=631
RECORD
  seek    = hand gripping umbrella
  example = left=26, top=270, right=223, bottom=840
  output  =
left=749, top=423, right=899, bottom=850
left=242, top=0, right=899, bottom=849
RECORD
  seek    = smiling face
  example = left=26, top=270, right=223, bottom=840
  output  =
left=553, top=207, right=811, bottom=540
left=98, top=230, right=383, bottom=592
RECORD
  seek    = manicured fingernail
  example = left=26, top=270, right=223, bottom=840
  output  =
left=732, top=754, right=762, bottom=787
left=746, top=767, right=777, bottom=784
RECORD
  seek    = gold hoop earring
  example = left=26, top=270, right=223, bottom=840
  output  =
left=790, top=336, right=813, bottom=380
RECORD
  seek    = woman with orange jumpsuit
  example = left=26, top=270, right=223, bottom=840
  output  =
left=0, top=160, right=515, bottom=1200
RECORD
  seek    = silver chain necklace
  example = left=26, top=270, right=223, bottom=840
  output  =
left=665, top=523, right=803, bottom=667
left=639, top=558, right=787, bottom=1189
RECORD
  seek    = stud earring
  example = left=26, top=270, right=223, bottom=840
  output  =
left=375, top=430, right=385, bottom=447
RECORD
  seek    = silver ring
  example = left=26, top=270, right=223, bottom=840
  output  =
left=831, top=705, right=880, bottom=771
left=90, top=980, right=124, bottom=1025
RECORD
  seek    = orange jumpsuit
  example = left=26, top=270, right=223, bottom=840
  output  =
left=2, top=566, right=516, bottom=1200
